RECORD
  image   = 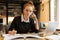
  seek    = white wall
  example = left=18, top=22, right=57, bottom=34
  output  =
left=56, top=0, right=60, bottom=29
left=50, top=0, right=55, bottom=22
left=50, top=0, right=59, bottom=29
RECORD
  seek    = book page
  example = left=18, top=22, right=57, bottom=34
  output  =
left=25, top=34, right=41, bottom=38
left=3, top=34, right=41, bottom=40
left=3, top=34, right=24, bottom=40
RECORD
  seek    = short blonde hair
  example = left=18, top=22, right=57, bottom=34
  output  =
left=23, top=1, right=35, bottom=11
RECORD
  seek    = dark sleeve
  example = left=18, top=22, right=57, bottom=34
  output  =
left=8, top=16, right=18, bottom=31
left=30, top=18, right=39, bottom=33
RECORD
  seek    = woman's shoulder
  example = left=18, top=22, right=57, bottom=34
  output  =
left=13, top=16, right=21, bottom=21
left=14, top=16, right=21, bottom=19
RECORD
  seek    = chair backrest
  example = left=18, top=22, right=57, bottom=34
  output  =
left=0, top=18, right=3, bottom=31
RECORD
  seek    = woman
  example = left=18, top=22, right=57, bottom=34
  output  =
left=8, top=1, right=39, bottom=35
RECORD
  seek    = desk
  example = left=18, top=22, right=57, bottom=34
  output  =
left=0, top=36, right=4, bottom=40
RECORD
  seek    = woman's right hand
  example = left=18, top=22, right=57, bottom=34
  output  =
left=8, top=30, right=17, bottom=35
left=30, top=13, right=37, bottom=21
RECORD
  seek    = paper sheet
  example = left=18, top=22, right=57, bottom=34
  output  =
left=46, top=35, right=60, bottom=40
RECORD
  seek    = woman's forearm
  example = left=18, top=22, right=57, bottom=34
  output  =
left=34, top=19, right=39, bottom=30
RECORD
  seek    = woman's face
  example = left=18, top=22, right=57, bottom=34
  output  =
left=23, top=6, right=34, bottom=18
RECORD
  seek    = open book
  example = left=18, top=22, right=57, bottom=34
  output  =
left=3, top=34, right=41, bottom=40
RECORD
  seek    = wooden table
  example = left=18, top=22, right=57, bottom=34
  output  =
left=0, top=36, right=4, bottom=40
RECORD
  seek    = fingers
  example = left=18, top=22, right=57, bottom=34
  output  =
left=12, top=30, right=17, bottom=35
left=8, top=30, right=17, bottom=35
left=32, top=13, right=37, bottom=21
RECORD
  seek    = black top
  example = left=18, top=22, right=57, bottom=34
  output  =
left=8, top=16, right=39, bottom=34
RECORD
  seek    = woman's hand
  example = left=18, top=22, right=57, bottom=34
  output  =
left=8, top=30, right=17, bottom=35
left=30, top=13, right=37, bottom=21
left=30, top=13, right=39, bottom=30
